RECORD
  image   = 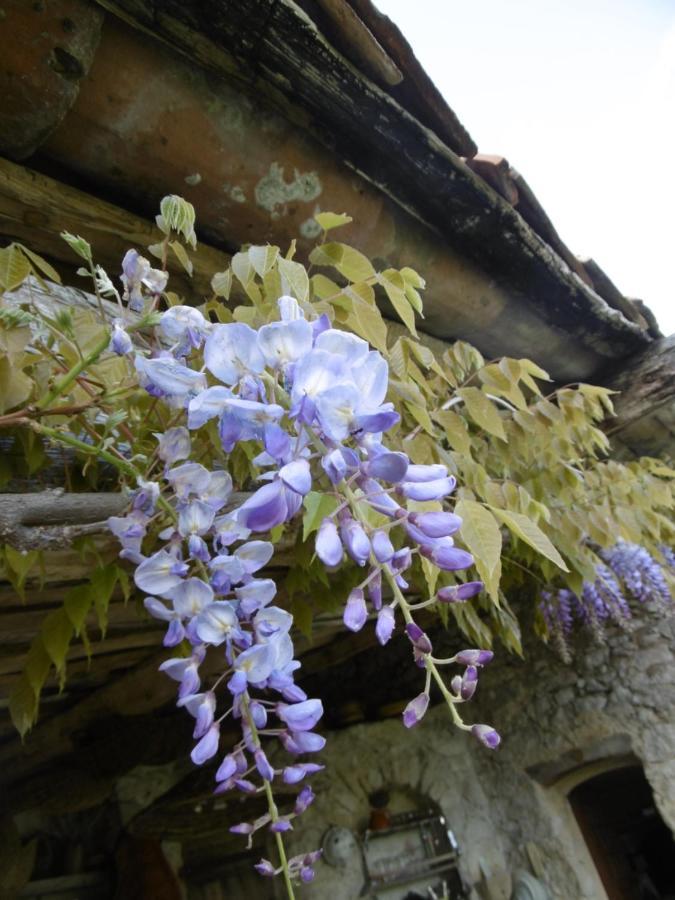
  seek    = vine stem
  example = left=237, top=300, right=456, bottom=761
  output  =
left=240, top=693, right=296, bottom=900
left=32, top=422, right=139, bottom=480
left=339, top=480, right=468, bottom=731
left=37, top=331, right=112, bottom=410
left=36, top=313, right=156, bottom=410
left=382, top=566, right=467, bottom=729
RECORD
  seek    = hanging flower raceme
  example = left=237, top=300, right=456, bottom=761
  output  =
left=540, top=541, right=673, bottom=658
left=109, top=283, right=499, bottom=891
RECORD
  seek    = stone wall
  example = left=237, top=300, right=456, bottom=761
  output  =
left=215, top=606, right=675, bottom=899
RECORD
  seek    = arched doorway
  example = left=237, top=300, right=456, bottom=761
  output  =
left=568, top=765, right=674, bottom=899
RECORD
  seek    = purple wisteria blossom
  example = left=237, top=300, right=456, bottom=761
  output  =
left=109, top=281, right=500, bottom=889
left=541, top=541, right=673, bottom=657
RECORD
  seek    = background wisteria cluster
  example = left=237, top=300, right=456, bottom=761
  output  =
left=541, top=541, right=673, bottom=659
left=108, top=263, right=498, bottom=890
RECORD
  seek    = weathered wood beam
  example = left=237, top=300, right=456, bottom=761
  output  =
left=602, top=335, right=675, bottom=459
left=310, top=0, right=403, bottom=86
left=0, top=156, right=229, bottom=298
left=0, top=490, right=127, bottom=551
left=87, top=0, right=649, bottom=374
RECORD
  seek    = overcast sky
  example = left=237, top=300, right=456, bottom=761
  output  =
left=375, top=0, right=675, bottom=335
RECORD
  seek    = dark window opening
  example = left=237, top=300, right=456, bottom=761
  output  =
left=569, top=765, right=675, bottom=900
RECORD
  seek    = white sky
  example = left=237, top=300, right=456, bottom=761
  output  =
left=374, top=0, right=675, bottom=335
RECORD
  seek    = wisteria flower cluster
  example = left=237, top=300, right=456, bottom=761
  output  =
left=107, top=258, right=499, bottom=891
left=541, top=541, right=673, bottom=658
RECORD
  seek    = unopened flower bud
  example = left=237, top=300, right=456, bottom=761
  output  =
left=406, top=622, right=432, bottom=654
left=403, top=692, right=429, bottom=728
left=316, top=518, right=343, bottom=567
left=461, top=665, right=478, bottom=700
left=376, top=606, right=395, bottom=645
left=471, top=723, right=501, bottom=749
left=344, top=588, right=368, bottom=632
left=254, top=859, right=276, bottom=877
left=294, top=785, right=315, bottom=814
left=368, top=569, right=382, bottom=610
left=398, top=477, right=457, bottom=502
left=422, top=540, right=474, bottom=572
left=340, top=518, right=370, bottom=566
left=364, top=450, right=409, bottom=482
left=254, top=748, right=275, bottom=782
left=437, top=581, right=484, bottom=603
left=409, top=511, right=463, bottom=538
left=372, top=530, right=395, bottom=563
left=402, top=463, right=448, bottom=482
left=455, top=649, right=493, bottom=666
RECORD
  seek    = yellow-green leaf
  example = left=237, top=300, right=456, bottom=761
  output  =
left=433, top=409, right=471, bottom=456
left=0, top=246, right=32, bottom=292
left=18, top=245, right=61, bottom=283
left=492, top=508, right=569, bottom=571
left=9, top=674, right=38, bottom=738
left=211, top=269, right=232, bottom=299
left=169, top=240, right=193, bottom=276
left=64, top=584, right=93, bottom=636
left=378, top=271, right=417, bottom=336
left=345, top=292, right=388, bottom=353
left=311, top=273, right=340, bottom=300
left=457, top=387, right=506, bottom=440
left=455, top=499, right=502, bottom=599
left=41, top=608, right=74, bottom=673
left=277, top=256, right=310, bottom=302
left=314, top=212, right=353, bottom=232
left=248, top=244, right=279, bottom=277
left=302, top=492, right=340, bottom=542
left=405, top=402, right=435, bottom=435
left=309, top=242, right=375, bottom=283
left=231, top=251, right=254, bottom=287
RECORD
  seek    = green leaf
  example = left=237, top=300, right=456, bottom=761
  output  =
left=492, top=508, right=569, bottom=571
left=421, top=555, right=439, bottom=596
left=9, top=675, right=38, bottom=738
left=378, top=271, right=418, bottom=336
left=64, top=584, right=93, bottom=636
left=90, top=565, right=119, bottom=634
left=404, top=283, right=424, bottom=315
left=400, top=266, right=426, bottom=290
left=433, top=409, right=471, bottom=455
left=277, top=256, right=310, bottom=303
left=211, top=269, right=232, bottom=298
left=457, top=387, right=506, bottom=440
left=17, top=245, right=61, bottom=283
left=345, top=290, right=388, bottom=353
left=157, top=195, right=197, bottom=247
left=169, top=240, right=193, bottom=276
left=0, top=245, right=32, bottom=291
left=314, top=211, right=353, bottom=232
left=291, top=598, right=314, bottom=640
left=302, top=492, right=339, bottom=542
left=455, top=500, right=502, bottom=599
left=311, top=273, right=340, bottom=300
left=248, top=244, right=279, bottom=278
left=60, top=232, right=92, bottom=262
left=405, top=402, right=435, bottom=435
left=231, top=251, right=254, bottom=287
left=4, top=546, right=39, bottom=600
left=24, top=637, right=52, bottom=695
left=309, top=242, right=376, bottom=283
left=0, top=358, right=33, bottom=416
left=41, top=608, right=74, bottom=673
